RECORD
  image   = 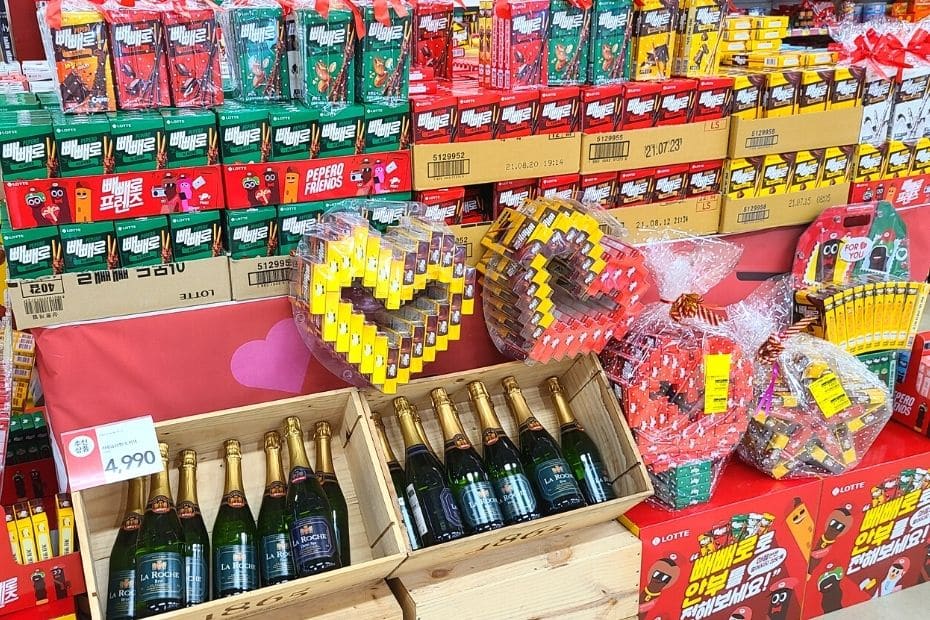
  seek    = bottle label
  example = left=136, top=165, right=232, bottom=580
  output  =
left=580, top=454, right=615, bottom=504
left=185, top=543, right=207, bottom=604
left=137, top=551, right=183, bottom=603
left=396, top=495, right=421, bottom=550
left=446, top=433, right=473, bottom=450
left=289, top=466, right=311, bottom=484
left=221, top=490, right=248, bottom=509
left=289, top=516, right=336, bottom=569
left=482, top=428, right=501, bottom=446
left=493, top=473, right=538, bottom=520
left=120, top=512, right=142, bottom=532
left=439, top=487, right=463, bottom=529
left=177, top=501, right=200, bottom=519
left=145, top=495, right=173, bottom=515
left=523, top=418, right=545, bottom=432
left=106, top=569, right=135, bottom=618
left=535, top=458, right=581, bottom=502
left=405, top=484, right=430, bottom=537
left=215, top=544, right=258, bottom=592
left=261, top=533, right=295, bottom=580
left=265, top=481, right=286, bottom=498
left=458, top=481, right=503, bottom=527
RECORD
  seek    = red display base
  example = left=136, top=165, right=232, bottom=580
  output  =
left=4, top=165, right=225, bottom=229
left=1, top=458, right=58, bottom=506
left=222, top=151, right=412, bottom=209
left=0, top=507, right=85, bottom=617
left=849, top=174, right=930, bottom=209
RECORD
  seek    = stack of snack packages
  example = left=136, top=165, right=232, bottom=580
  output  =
left=10, top=331, right=36, bottom=414
left=599, top=236, right=753, bottom=510
left=835, top=19, right=930, bottom=189
left=290, top=201, right=476, bottom=394
left=477, top=197, right=650, bottom=363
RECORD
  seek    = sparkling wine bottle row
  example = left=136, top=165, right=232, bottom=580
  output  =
left=106, top=417, right=349, bottom=618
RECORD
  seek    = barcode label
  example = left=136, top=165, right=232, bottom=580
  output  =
left=737, top=209, right=769, bottom=223
left=427, top=159, right=469, bottom=178
left=23, top=296, right=64, bottom=315
left=248, top=268, right=289, bottom=286
left=588, top=141, right=630, bottom=161
left=745, top=135, right=778, bottom=149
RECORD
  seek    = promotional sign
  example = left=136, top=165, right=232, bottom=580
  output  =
left=803, top=423, right=930, bottom=616
left=60, top=416, right=161, bottom=491
left=621, top=461, right=821, bottom=620
left=222, top=151, right=412, bottom=209
left=4, top=165, right=225, bottom=229
left=893, top=332, right=930, bottom=434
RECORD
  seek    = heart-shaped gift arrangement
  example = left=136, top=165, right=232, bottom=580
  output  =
left=291, top=207, right=475, bottom=393
left=478, top=197, right=650, bottom=363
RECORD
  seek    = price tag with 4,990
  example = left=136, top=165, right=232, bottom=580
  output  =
left=62, top=416, right=162, bottom=491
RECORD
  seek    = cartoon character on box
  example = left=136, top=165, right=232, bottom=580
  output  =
left=728, top=607, right=751, bottom=620
left=75, top=184, right=92, bottom=222
left=25, top=188, right=54, bottom=226
left=641, top=556, right=680, bottom=607
left=815, top=505, right=854, bottom=553
left=767, top=578, right=798, bottom=620
left=284, top=167, right=299, bottom=203
left=241, top=172, right=264, bottom=206
left=156, top=172, right=180, bottom=213
left=818, top=566, right=845, bottom=613
left=49, top=182, right=73, bottom=224
left=263, top=168, right=280, bottom=204
left=176, top=174, right=193, bottom=212
left=919, top=545, right=930, bottom=583
left=861, top=557, right=910, bottom=598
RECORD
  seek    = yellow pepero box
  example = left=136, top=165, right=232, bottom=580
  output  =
left=749, top=52, right=799, bottom=68
left=819, top=146, right=854, bottom=186
left=884, top=140, right=913, bottom=178
left=335, top=301, right=352, bottom=353
left=348, top=312, right=364, bottom=364
left=6, top=509, right=21, bottom=564
left=14, top=503, right=36, bottom=565
left=854, top=143, right=886, bottom=182
left=759, top=153, right=792, bottom=195
left=803, top=50, right=837, bottom=66
left=29, top=500, right=52, bottom=561
left=726, top=157, right=761, bottom=197
left=746, top=39, right=783, bottom=52
left=751, top=15, right=789, bottom=29
left=752, top=27, right=787, bottom=41
left=360, top=322, right=377, bottom=375
left=790, top=150, right=820, bottom=191
left=723, top=29, right=751, bottom=41
left=721, top=40, right=748, bottom=53
left=725, top=16, right=752, bottom=30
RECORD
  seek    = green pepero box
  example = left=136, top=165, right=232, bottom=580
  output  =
left=363, top=101, right=409, bottom=153
left=50, top=110, right=110, bottom=177
left=355, top=3, right=412, bottom=103
left=170, top=211, right=223, bottom=261
left=226, top=206, right=278, bottom=258
left=108, top=111, right=164, bottom=172
left=115, top=216, right=170, bottom=267
left=296, top=5, right=356, bottom=104
left=0, top=111, right=53, bottom=181
left=59, top=221, right=116, bottom=272
left=161, top=108, right=219, bottom=168
left=277, top=201, right=328, bottom=254
left=2, top=226, right=59, bottom=279
left=317, top=103, right=365, bottom=157
left=225, top=2, right=289, bottom=102
left=269, top=104, right=318, bottom=161
left=217, top=102, right=270, bottom=164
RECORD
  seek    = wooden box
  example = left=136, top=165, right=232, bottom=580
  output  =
left=359, top=354, right=653, bottom=577
left=389, top=520, right=642, bottom=619
left=72, top=389, right=407, bottom=619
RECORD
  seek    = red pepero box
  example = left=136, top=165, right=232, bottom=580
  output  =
left=411, top=94, right=458, bottom=144
left=617, top=167, right=655, bottom=206
left=537, top=173, right=580, bottom=199
left=687, top=160, right=724, bottom=196
left=652, top=164, right=690, bottom=201
left=537, top=86, right=580, bottom=134
left=692, top=76, right=734, bottom=122
left=495, top=89, right=539, bottom=138
left=618, top=82, right=661, bottom=130
left=578, top=172, right=618, bottom=208
left=581, top=84, right=623, bottom=134
left=493, top=178, right=537, bottom=216
left=454, top=88, right=499, bottom=142
left=655, top=79, right=696, bottom=126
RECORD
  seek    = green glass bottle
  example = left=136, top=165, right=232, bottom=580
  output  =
left=106, top=477, right=145, bottom=620
left=176, top=450, right=209, bottom=606
left=372, top=416, right=422, bottom=550
left=394, top=397, right=464, bottom=546
left=283, top=416, right=341, bottom=576
left=547, top=377, right=617, bottom=505
left=314, top=421, right=351, bottom=567
left=134, top=442, right=185, bottom=617
left=257, top=431, right=296, bottom=586
left=413, top=409, right=437, bottom=458
left=501, top=377, right=586, bottom=515
left=466, top=381, right=541, bottom=524
left=212, top=440, right=259, bottom=598
left=431, top=388, right=504, bottom=534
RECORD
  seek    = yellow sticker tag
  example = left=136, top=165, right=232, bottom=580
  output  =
left=704, top=354, right=732, bottom=414
left=809, top=372, right=852, bottom=417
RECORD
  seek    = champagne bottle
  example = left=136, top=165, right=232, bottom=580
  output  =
left=314, top=421, right=350, bottom=567
left=547, top=377, right=616, bottom=505
left=466, top=381, right=541, bottom=524
left=282, top=417, right=341, bottom=576
left=372, top=416, right=422, bottom=550
left=135, top=442, right=185, bottom=617
left=413, top=408, right=437, bottom=457
left=212, top=440, right=259, bottom=598
left=106, top=478, right=145, bottom=620
left=256, top=432, right=296, bottom=586
left=501, top=377, right=586, bottom=515
left=176, top=450, right=209, bottom=606
left=394, top=397, right=464, bottom=546
left=431, top=388, right=504, bottom=534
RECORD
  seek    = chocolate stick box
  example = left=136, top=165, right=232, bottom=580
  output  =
left=621, top=460, right=821, bottom=620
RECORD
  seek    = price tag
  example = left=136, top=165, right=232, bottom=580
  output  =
left=809, top=372, right=852, bottom=418
left=704, top=354, right=732, bottom=414
left=62, top=416, right=161, bottom=491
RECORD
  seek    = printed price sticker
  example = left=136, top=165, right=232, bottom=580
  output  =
left=62, top=416, right=161, bottom=491
left=704, top=353, right=732, bottom=414
left=809, top=372, right=852, bottom=418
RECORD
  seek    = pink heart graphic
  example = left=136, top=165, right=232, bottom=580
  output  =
left=231, top=318, right=311, bottom=394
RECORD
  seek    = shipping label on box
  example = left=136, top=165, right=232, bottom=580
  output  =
left=728, top=107, right=864, bottom=159
left=718, top=183, right=851, bottom=234
left=621, top=462, right=820, bottom=620
left=606, top=194, right=720, bottom=242
left=580, top=119, right=729, bottom=173
left=229, top=255, right=294, bottom=300
left=804, top=424, right=930, bottom=617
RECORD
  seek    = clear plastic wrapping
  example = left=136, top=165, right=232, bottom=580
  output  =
left=218, top=0, right=289, bottom=103
left=478, top=196, right=650, bottom=363
left=290, top=200, right=475, bottom=393
left=738, top=332, right=892, bottom=479
left=599, top=235, right=752, bottom=511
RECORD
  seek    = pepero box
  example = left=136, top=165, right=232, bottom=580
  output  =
left=687, top=159, right=723, bottom=196
left=859, top=69, right=895, bottom=146
left=581, top=83, right=623, bottom=133
left=730, top=71, right=765, bottom=119
left=547, top=0, right=590, bottom=85
left=495, top=89, right=539, bottom=137
left=622, top=461, right=820, bottom=620
left=169, top=210, right=223, bottom=261
left=356, top=2, right=413, bottom=102
left=617, top=167, right=655, bottom=206
left=39, top=3, right=117, bottom=113
left=789, top=150, right=820, bottom=192
left=818, top=145, right=855, bottom=187
left=757, top=152, right=791, bottom=195
left=537, top=86, right=580, bottom=133
left=797, top=68, right=831, bottom=114
left=725, top=156, right=761, bottom=198
left=492, top=0, right=550, bottom=89
left=225, top=205, right=278, bottom=258
left=692, top=76, right=733, bottom=122
left=108, top=8, right=172, bottom=109
left=762, top=70, right=801, bottom=118
left=2, top=227, right=59, bottom=279
left=830, top=65, right=865, bottom=110
left=652, top=163, right=689, bottom=201
left=587, top=0, right=633, bottom=84
left=295, top=4, right=356, bottom=104
left=853, top=142, right=887, bottom=183
left=619, top=80, right=661, bottom=129
left=655, top=78, right=695, bottom=126
left=891, top=66, right=930, bottom=141
left=162, top=7, right=224, bottom=108
left=453, top=88, right=498, bottom=142
left=630, top=0, right=678, bottom=81
left=114, top=215, right=170, bottom=267
left=161, top=108, right=218, bottom=168
left=413, top=0, right=454, bottom=81
left=60, top=221, right=116, bottom=272
left=410, top=93, right=457, bottom=144
left=578, top=171, right=618, bottom=207
left=492, top=178, right=537, bottom=215
left=537, top=173, right=580, bottom=199
left=884, top=140, right=913, bottom=178
left=672, top=0, right=724, bottom=77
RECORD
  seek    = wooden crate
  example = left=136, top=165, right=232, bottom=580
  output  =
left=360, top=354, right=653, bottom=577
left=72, top=389, right=407, bottom=620
left=255, top=580, right=401, bottom=619
left=388, top=520, right=642, bottom=619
